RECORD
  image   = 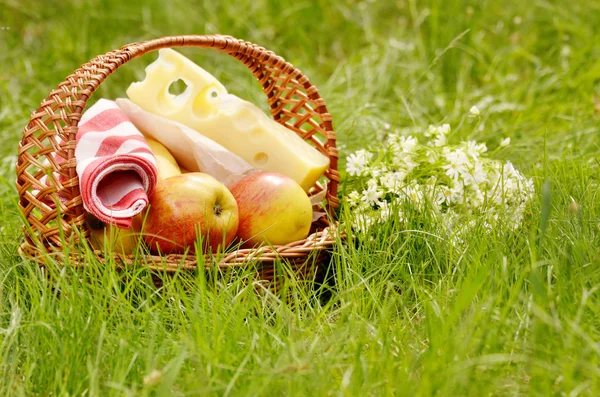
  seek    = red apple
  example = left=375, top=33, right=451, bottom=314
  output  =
left=143, top=173, right=239, bottom=254
left=230, top=172, right=313, bottom=246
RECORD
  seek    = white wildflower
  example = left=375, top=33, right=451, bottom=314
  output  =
left=444, top=148, right=470, bottom=165
left=500, top=137, right=511, bottom=147
left=380, top=171, right=406, bottom=193
left=469, top=105, right=480, bottom=116
left=489, top=181, right=505, bottom=204
left=467, top=186, right=485, bottom=208
left=404, top=156, right=419, bottom=171
left=426, top=149, right=440, bottom=163
left=448, top=187, right=463, bottom=206
left=354, top=213, right=377, bottom=233
left=435, top=186, right=449, bottom=205
left=463, top=161, right=487, bottom=186
left=443, top=149, right=470, bottom=180
left=403, top=183, right=424, bottom=206
left=368, top=165, right=385, bottom=178
left=432, top=132, right=447, bottom=147
left=464, top=140, right=487, bottom=157
left=523, top=178, right=535, bottom=200
left=378, top=201, right=392, bottom=222
left=347, top=190, right=361, bottom=207
left=485, top=165, right=501, bottom=189
left=346, top=149, right=373, bottom=176
left=438, top=124, right=451, bottom=135
left=393, top=152, right=418, bottom=171
left=425, top=125, right=438, bottom=138
left=346, top=161, right=364, bottom=176
left=361, top=180, right=383, bottom=205
left=386, top=134, right=401, bottom=151
left=443, top=163, right=463, bottom=180
left=464, top=140, right=482, bottom=160
left=503, top=161, right=516, bottom=178
left=441, top=184, right=465, bottom=205
left=399, top=135, right=419, bottom=153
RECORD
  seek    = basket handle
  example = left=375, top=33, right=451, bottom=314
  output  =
left=17, top=35, right=339, bottom=247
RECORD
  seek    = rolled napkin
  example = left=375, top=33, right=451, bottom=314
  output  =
left=75, top=99, right=158, bottom=228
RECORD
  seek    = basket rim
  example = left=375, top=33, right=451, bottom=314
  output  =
left=19, top=223, right=342, bottom=273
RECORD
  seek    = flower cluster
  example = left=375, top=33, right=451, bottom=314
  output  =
left=344, top=124, right=535, bottom=235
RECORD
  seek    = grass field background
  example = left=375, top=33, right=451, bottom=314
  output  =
left=1, top=0, right=600, bottom=395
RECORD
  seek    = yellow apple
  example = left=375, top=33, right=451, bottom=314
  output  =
left=229, top=172, right=313, bottom=247
left=86, top=213, right=143, bottom=255
left=143, top=173, right=239, bottom=254
left=146, top=137, right=181, bottom=180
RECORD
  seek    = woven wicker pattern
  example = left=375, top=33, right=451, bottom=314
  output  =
left=16, top=35, right=340, bottom=278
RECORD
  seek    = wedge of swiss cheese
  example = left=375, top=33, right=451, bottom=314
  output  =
left=126, top=49, right=329, bottom=191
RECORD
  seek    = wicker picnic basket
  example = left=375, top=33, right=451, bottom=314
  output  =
left=16, top=35, right=340, bottom=286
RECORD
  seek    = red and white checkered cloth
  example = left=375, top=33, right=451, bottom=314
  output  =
left=74, top=99, right=157, bottom=228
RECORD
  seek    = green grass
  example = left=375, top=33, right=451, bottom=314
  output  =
left=1, top=0, right=600, bottom=395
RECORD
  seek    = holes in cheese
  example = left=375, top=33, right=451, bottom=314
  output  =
left=168, top=79, right=188, bottom=96
left=126, top=48, right=330, bottom=191
left=158, top=79, right=192, bottom=111
left=253, top=152, right=269, bottom=166
left=192, top=84, right=222, bottom=117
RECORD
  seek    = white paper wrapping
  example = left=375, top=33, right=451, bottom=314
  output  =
left=116, top=98, right=256, bottom=187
